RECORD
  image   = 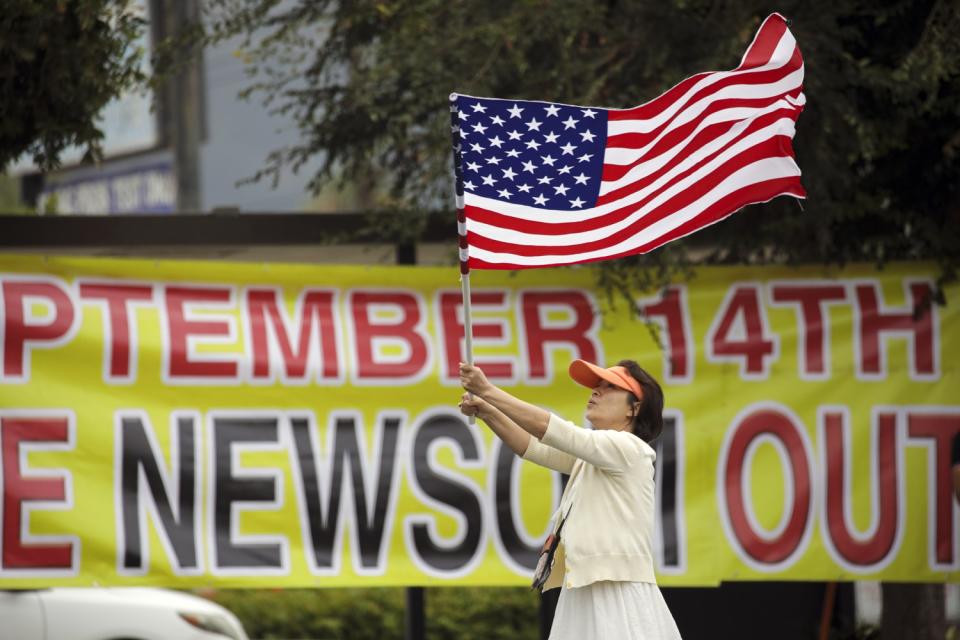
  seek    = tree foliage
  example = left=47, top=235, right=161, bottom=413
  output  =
left=203, top=0, right=959, bottom=295
left=207, top=586, right=539, bottom=640
left=0, top=0, right=147, bottom=171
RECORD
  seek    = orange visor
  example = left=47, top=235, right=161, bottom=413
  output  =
left=568, top=359, right=644, bottom=400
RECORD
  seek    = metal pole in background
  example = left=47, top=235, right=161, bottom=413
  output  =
left=539, top=589, right=560, bottom=640
left=396, top=238, right=425, bottom=640
left=404, top=586, right=425, bottom=640
left=164, top=0, right=203, bottom=212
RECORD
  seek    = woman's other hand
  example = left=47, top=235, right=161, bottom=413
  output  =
left=459, top=362, right=493, bottom=396
left=459, top=392, right=490, bottom=419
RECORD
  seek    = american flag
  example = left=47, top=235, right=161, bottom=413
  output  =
left=450, top=13, right=805, bottom=271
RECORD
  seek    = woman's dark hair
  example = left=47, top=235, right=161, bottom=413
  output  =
left=617, top=359, right=664, bottom=443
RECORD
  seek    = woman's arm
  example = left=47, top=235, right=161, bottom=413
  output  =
left=459, top=392, right=530, bottom=456
left=461, top=363, right=641, bottom=472
left=459, top=392, right=576, bottom=474
left=460, top=363, right=550, bottom=438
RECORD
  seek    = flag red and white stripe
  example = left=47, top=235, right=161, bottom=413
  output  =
left=452, top=13, right=805, bottom=270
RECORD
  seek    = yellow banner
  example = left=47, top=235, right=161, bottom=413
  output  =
left=0, top=256, right=956, bottom=588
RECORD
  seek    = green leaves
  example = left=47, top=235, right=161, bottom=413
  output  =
left=201, top=0, right=958, bottom=296
left=0, top=0, right=147, bottom=172
left=208, top=586, right=539, bottom=640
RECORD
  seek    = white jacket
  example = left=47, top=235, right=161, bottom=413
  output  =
left=522, top=413, right=658, bottom=591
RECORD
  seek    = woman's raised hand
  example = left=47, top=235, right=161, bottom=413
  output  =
left=459, top=362, right=492, bottom=396
left=458, top=392, right=489, bottom=419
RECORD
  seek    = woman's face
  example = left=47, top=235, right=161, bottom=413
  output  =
left=585, top=380, right=637, bottom=430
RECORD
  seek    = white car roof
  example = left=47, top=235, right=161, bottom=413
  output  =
left=39, top=587, right=231, bottom=615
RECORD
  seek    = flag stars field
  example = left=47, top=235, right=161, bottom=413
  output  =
left=454, top=97, right=608, bottom=216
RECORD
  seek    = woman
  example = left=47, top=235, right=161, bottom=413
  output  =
left=459, top=358, right=682, bottom=640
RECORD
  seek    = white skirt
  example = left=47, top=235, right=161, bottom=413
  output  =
left=549, top=580, right=683, bottom=640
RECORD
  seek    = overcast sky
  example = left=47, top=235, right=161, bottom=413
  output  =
left=200, top=35, right=321, bottom=212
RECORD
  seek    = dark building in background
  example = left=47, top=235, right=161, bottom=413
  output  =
left=10, top=0, right=318, bottom=216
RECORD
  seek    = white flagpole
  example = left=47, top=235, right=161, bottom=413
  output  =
left=450, top=93, right=476, bottom=424
left=460, top=270, right=474, bottom=367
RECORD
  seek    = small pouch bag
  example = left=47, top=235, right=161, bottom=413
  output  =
left=531, top=460, right=583, bottom=591
left=531, top=515, right=567, bottom=591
